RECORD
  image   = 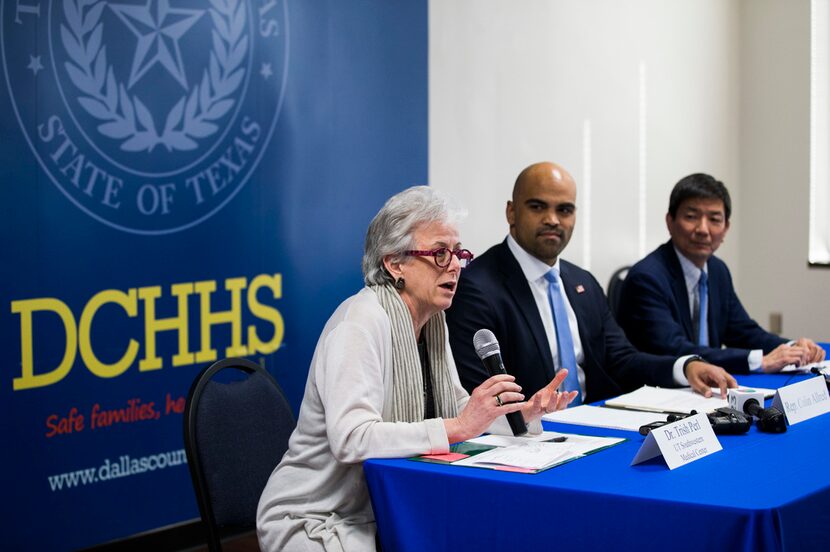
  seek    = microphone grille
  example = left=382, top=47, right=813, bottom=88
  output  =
left=473, top=329, right=500, bottom=359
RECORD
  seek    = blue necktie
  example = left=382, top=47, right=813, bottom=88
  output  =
left=544, top=269, right=582, bottom=405
left=697, top=271, right=709, bottom=346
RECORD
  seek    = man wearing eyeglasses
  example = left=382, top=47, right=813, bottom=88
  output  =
left=446, top=161, right=736, bottom=404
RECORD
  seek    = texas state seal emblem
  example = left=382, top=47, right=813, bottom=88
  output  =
left=2, top=0, right=288, bottom=234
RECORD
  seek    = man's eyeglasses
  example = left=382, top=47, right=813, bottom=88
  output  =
left=404, top=248, right=474, bottom=268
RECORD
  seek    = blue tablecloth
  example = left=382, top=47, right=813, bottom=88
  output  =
left=364, top=374, right=830, bottom=552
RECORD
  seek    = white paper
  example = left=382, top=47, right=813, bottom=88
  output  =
left=468, top=431, right=623, bottom=455
left=468, top=431, right=569, bottom=447
left=772, top=376, right=830, bottom=425
left=453, top=441, right=575, bottom=470
left=780, top=360, right=830, bottom=373
left=605, top=385, right=774, bottom=415
left=550, top=433, right=624, bottom=456
left=460, top=433, right=624, bottom=470
left=703, top=386, right=775, bottom=399
left=631, top=412, right=722, bottom=470
left=630, top=431, right=662, bottom=465
left=543, top=404, right=666, bottom=432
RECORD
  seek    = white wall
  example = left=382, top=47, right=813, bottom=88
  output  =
left=738, top=0, right=830, bottom=339
left=430, top=0, right=740, bottom=294
left=430, top=0, right=829, bottom=340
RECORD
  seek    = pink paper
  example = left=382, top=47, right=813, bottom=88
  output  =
left=492, top=465, right=536, bottom=474
left=420, top=452, right=468, bottom=462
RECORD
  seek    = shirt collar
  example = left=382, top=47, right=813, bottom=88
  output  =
left=672, top=244, right=708, bottom=291
left=506, top=234, right=560, bottom=282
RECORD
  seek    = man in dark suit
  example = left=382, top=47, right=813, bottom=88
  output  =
left=617, top=173, right=825, bottom=373
left=446, top=162, right=735, bottom=404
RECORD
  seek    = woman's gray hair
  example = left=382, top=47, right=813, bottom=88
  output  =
left=363, top=186, right=466, bottom=286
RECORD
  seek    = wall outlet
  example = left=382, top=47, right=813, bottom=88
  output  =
left=769, top=312, right=783, bottom=335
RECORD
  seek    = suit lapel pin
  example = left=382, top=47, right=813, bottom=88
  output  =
left=575, top=284, right=585, bottom=294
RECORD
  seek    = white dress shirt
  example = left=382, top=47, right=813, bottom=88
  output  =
left=673, top=246, right=762, bottom=370
left=507, top=236, right=691, bottom=395
left=507, top=235, right=587, bottom=396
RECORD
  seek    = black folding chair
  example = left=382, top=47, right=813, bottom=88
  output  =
left=607, top=265, right=631, bottom=321
left=184, top=358, right=295, bottom=552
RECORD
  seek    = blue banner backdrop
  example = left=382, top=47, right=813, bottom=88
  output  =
left=0, top=1, right=427, bottom=549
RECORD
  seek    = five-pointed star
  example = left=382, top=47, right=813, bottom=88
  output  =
left=109, top=0, right=203, bottom=90
left=27, top=55, right=43, bottom=75
left=260, top=63, right=273, bottom=79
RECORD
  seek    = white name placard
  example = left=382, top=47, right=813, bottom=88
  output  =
left=771, top=376, right=830, bottom=426
left=631, top=413, right=722, bottom=470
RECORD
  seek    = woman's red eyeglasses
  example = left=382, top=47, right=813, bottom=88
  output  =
left=404, top=248, right=474, bottom=268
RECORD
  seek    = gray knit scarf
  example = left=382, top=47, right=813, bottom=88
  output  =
left=370, top=283, right=459, bottom=422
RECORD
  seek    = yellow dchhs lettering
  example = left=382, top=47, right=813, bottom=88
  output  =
left=247, top=274, right=284, bottom=355
left=194, top=277, right=248, bottom=363
left=138, top=283, right=195, bottom=371
left=10, top=274, right=284, bottom=391
left=12, top=298, right=78, bottom=390
left=79, top=289, right=139, bottom=378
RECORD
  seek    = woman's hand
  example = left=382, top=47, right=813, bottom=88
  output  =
left=521, top=369, right=578, bottom=424
left=445, top=374, right=525, bottom=443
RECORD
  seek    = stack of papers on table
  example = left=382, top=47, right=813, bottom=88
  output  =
left=542, top=405, right=667, bottom=432
left=415, top=431, right=624, bottom=473
left=466, top=431, right=624, bottom=456
left=451, top=441, right=572, bottom=472
left=782, top=360, right=830, bottom=373
left=603, top=385, right=774, bottom=415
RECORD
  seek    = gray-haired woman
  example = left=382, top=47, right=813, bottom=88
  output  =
left=257, top=186, right=575, bottom=551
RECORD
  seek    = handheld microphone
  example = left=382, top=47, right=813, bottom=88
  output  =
left=473, top=329, right=527, bottom=436
left=727, top=388, right=787, bottom=433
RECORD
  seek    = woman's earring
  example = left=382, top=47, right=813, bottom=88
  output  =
left=394, top=277, right=405, bottom=290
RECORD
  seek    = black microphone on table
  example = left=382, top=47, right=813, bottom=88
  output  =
left=810, top=365, right=830, bottom=392
left=727, top=388, right=787, bottom=433
left=473, top=329, right=527, bottom=436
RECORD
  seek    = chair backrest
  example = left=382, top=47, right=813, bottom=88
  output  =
left=607, top=265, right=631, bottom=321
left=184, top=358, right=295, bottom=552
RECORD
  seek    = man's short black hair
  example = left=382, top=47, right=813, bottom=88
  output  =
left=668, top=173, right=731, bottom=220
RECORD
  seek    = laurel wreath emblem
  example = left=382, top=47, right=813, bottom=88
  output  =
left=61, top=0, right=248, bottom=152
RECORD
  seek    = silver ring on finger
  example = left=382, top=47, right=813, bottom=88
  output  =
left=545, top=393, right=559, bottom=413
left=496, top=394, right=503, bottom=407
